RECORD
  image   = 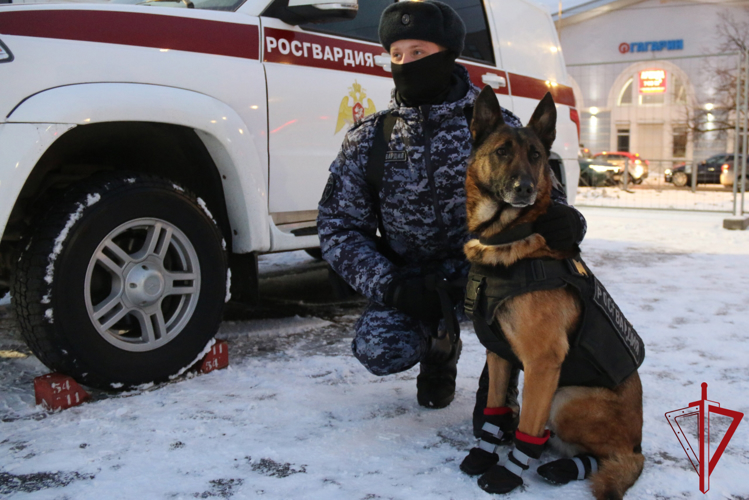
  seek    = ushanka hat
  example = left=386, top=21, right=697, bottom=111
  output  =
left=379, top=1, right=466, bottom=57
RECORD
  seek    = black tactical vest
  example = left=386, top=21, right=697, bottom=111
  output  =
left=464, top=256, right=645, bottom=389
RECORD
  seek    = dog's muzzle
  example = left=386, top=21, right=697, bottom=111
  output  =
left=503, top=177, right=537, bottom=207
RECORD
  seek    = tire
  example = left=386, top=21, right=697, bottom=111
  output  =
left=12, top=173, right=227, bottom=389
left=304, top=248, right=324, bottom=260
left=672, top=171, right=689, bottom=187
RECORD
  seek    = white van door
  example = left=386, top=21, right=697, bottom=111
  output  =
left=488, top=0, right=580, bottom=192
left=445, top=0, right=514, bottom=113
left=261, top=2, right=394, bottom=225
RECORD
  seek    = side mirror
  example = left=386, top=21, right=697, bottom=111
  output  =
left=281, top=0, right=358, bottom=25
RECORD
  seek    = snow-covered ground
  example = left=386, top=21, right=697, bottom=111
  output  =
left=577, top=185, right=749, bottom=213
left=1, top=207, right=749, bottom=499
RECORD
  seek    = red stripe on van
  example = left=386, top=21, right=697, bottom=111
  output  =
left=0, top=10, right=259, bottom=60
left=509, top=73, right=575, bottom=107
left=462, top=63, right=510, bottom=96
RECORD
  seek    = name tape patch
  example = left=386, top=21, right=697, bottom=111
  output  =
left=592, top=277, right=644, bottom=363
left=385, top=151, right=407, bottom=162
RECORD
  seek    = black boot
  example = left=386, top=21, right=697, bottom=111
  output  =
left=472, top=364, right=520, bottom=437
left=416, top=334, right=462, bottom=409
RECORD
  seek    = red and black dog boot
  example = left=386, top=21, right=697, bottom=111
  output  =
left=537, top=454, right=599, bottom=485
left=460, top=406, right=516, bottom=476
left=477, top=429, right=550, bottom=494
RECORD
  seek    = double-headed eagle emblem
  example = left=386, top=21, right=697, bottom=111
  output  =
left=335, top=81, right=377, bottom=134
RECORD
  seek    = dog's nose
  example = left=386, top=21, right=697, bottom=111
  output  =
left=513, top=178, right=535, bottom=196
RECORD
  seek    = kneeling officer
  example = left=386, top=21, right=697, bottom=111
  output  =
left=317, top=1, right=585, bottom=414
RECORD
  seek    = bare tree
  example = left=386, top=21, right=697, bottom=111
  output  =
left=687, top=9, right=749, bottom=138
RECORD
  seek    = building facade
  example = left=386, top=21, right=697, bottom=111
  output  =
left=555, top=0, right=747, bottom=164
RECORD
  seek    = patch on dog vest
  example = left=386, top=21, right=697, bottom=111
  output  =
left=385, top=151, right=407, bottom=162
left=592, top=277, right=644, bottom=363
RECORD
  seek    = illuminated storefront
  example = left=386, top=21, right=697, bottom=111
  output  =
left=555, top=0, right=741, bottom=163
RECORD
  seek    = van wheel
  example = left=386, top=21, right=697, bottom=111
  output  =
left=12, top=173, right=227, bottom=389
left=304, top=248, right=324, bottom=260
left=672, top=171, right=688, bottom=187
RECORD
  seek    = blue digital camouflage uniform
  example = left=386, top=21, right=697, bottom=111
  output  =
left=317, top=65, right=584, bottom=376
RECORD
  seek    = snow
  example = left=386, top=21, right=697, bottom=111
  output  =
left=1, top=208, right=749, bottom=499
left=167, top=338, right=216, bottom=381
left=225, top=268, right=232, bottom=303
left=577, top=186, right=749, bottom=213
left=196, top=197, right=216, bottom=224
left=43, top=193, right=101, bottom=308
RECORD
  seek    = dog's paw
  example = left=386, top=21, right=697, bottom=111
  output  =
left=477, top=464, right=524, bottom=494
left=537, top=455, right=598, bottom=485
left=460, top=447, right=499, bottom=476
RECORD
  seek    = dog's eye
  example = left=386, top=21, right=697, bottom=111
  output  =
left=530, top=150, right=541, bottom=160
left=495, top=147, right=508, bottom=157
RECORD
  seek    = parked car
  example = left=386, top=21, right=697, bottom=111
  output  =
left=0, top=0, right=580, bottom=388
left=592, top=151, right=649, bottom=184
left=665, top=154, right=729, bottom=187
left=579, top=158, right=617, bottom=187
left=719, top=156, right=749, bottom=190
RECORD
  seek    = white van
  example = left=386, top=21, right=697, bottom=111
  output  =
left=0, top=0, right=579, bottom=388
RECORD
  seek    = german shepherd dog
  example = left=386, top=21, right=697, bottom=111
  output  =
left=459, top=86, right=644, bottom=500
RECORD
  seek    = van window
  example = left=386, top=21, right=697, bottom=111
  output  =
left=300, top=0, right=495, bottom=65
left=441, top=0, right=495, bottom=64
left=300, top=0, right=394, bottom=44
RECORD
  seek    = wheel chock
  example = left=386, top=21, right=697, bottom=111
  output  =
left=34, top=373, right=90, bottom=410
left=198, top=340, right=229, bottom=374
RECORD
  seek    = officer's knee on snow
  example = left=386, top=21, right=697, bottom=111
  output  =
left=351, top=334, right=424, bottom=376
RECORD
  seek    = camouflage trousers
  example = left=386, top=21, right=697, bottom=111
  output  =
left=352, top=300, right=470, bottom=376
left=352, top=301, right=437, bottom=376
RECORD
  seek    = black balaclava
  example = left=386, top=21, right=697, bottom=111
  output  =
left=392, top=50, right=457, bottom=107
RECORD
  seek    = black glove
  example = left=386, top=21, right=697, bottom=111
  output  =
left=533, top=202, right=584, bottom=251
left=384, top=274, right=443, bottom=323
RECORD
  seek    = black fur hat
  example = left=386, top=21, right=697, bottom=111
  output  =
left=379, top=1, right=466, bottom=57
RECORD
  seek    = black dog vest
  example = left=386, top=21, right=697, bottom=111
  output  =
left=464, top=255, right=645, bottom=389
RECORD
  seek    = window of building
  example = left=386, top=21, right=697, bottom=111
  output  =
left=673, top=76, right=687, bottom=105
left=640, top=93, right=665, bottom=105
left=617, top=127, right=630, bottom=152
left=297, top=0, right=495, bottom=65
left=618, top=78, right=633, bottom=105
left=672, top=125, right=688, bottom=158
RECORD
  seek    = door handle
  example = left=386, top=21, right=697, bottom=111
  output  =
left=481, top=73, right=507, bottom=89
left=374, top=53, right=391, bottom=73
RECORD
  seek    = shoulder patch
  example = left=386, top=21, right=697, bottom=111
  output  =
left=320, top=174, right=337, bottom=206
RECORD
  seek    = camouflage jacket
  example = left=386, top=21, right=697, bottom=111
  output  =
left=317, top=65, right=580, bottom=304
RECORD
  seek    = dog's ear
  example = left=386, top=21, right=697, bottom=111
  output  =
left=471, top=85, right=505, bottom=146
left=527, top=92, right=557, bottom=153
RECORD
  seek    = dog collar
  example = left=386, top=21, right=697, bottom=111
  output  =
left=478, top=223, right=534, bottom=246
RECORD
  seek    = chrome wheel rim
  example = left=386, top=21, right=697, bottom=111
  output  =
left=84, top=218, right=201, bottom=352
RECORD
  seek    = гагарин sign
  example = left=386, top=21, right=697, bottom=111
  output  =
left=619, top=40, right=683, bottom=54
